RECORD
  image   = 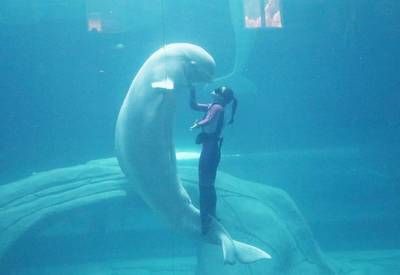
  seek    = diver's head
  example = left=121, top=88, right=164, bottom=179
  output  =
left=211, top=86, right=234, bottom=106
left=211, top=86, right=238, bottom=124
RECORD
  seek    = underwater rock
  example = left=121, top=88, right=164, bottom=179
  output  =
left=0, top=158, right=334, bottom=274
left=181, top=167, right=334, bottom=275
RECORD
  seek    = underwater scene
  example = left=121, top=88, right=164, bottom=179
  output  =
left=1, top=0, right=399, bottom=274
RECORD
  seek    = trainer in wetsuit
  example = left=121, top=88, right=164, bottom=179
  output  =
left=189, top=85, right=237, bottom=235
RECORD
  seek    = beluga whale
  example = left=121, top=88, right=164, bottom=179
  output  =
left=115, top=43, right=271, bottom=264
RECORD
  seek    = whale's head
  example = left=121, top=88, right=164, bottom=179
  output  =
left=158, top=43, right=216, bottom=87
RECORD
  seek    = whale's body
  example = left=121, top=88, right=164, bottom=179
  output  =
left=115, top=43, right=270, bottom=264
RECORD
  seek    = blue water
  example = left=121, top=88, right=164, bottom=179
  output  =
left=0, top=1, right=399, bottom=274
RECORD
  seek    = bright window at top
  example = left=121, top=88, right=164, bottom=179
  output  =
left=244, top=0, right=283, bottom=29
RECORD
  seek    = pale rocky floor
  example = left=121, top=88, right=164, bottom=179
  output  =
left=8, top=250, right=400, bottom=275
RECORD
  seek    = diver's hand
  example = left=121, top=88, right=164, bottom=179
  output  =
left=189, top=122, right=199, bottom=131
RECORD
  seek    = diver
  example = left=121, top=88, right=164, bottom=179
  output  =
left=189, top=85, right=237, bottom=235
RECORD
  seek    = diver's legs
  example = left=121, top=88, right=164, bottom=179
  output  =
left=199, top=139, right=221, bottom=234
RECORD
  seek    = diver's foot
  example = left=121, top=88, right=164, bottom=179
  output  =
left=201, top=221, right=212, bottom=235
left=201, top=225, right=211, bottom=235
left=201, top=215, right=213, bottom=235
left=201, top=215, right=223, bottom=235
left=209, top=214, right=221, bottom=223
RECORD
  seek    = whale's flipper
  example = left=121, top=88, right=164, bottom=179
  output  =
left=151, top=77, right=174, bottom=90
left=232, top=240, right=272, bottom=263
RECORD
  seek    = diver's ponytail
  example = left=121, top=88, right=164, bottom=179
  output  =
left=228, top=97, right=237, bottom=125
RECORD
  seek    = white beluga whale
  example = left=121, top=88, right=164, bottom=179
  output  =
left=115, top=43, right=271, bottom=264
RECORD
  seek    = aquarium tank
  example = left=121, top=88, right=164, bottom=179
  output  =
left=0, top=0, right=399, bottom=274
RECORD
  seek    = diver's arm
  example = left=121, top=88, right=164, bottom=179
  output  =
left=191, top=104, right=223, bottom=130
left=189, top=86, right=208, bottom=111
left=196, top=104, right=223, bottom=126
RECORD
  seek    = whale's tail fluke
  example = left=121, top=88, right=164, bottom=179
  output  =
left=220, top=235, right=271, bottom=265
left=220, top=233, right=236, bottom=265
left=232, top=239, right=272, bottom=263
left=211, top=218, right=272, bottom=265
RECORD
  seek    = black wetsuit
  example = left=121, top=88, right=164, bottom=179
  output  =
left=197, top=107, right=224, bottom=234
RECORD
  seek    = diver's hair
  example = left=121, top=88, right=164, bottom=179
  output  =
left=215, top=86, right=237, bottom=125
left=228, top=96, right=237, bottom=125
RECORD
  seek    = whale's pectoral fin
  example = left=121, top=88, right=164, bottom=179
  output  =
left=151, top=78, right=175, bottom=90
left=232, top=240, right=272, bottom=263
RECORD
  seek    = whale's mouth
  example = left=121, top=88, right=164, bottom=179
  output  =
left=197, top=67, right=214, bottom=83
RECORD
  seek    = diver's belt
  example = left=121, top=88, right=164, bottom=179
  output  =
left=195, top=132, right=222, bottom=145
